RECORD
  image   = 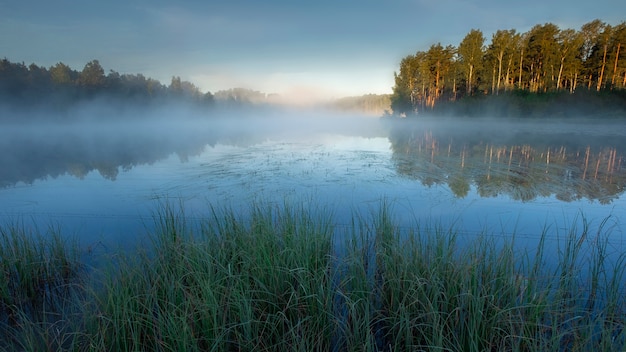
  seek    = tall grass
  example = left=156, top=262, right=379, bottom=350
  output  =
left=1, top=202, right=625, bottom=351
left=86, top=202, right=336, bottom=351
left=0, top=222, right=84, bottom=351
left=371, top=211, right=626, bottom=351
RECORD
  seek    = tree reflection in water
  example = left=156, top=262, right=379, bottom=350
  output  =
left=388, top=120, right=625, bottom=203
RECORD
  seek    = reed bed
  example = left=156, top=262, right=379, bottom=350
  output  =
left=0, top=202, right=625, bottom=351
left=0, top=222, right=84, bottom=351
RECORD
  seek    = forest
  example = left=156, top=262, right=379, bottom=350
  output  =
left=331, top=94, right=391, bottom=116
left=5, top=18, right=626, bottom=120
left=0, top=58, right=216, bottom=114
left=391, top=19, right=626, bottom=117
left=0, top=57, right=393, bottom=117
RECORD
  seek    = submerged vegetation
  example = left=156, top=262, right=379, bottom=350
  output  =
left=1, top=202, right=625, bottom=351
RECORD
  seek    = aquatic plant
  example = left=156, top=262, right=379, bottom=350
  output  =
left=1, top=202, right=625, bottom=351
left=0, top=222, right=84, bottom=351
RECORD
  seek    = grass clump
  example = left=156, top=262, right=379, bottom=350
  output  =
left=371, top=212, right=626, bottom=351
left=87, top=202, right=336, bottom=351
left=1, top=202, right=625, bottom=351
left=0, top=223, right=84, bottom=351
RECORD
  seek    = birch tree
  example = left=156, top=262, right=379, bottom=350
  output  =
left=608, top=22, right=626, bottom=89
left=425, top=44, right=455, bottom=107
left=457, top=29, right=485, bottom=95
left=596, top=25, right=613, bottom=91
left=391, top=55, right=418, bottom=115
left=580, top=19, right=607, bottom=89
left=524, top=23, right=560, bottom=92
left=486, top=29, right=517, bottom=94
left=556, top=29, right=583, bottom=91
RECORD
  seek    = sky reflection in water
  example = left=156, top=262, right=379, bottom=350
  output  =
left=0, top=116, right=624, bottom=260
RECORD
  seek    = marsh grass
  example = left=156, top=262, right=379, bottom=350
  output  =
left=85, top=202, right=337, bottom=351
left=1, top=202, right=625, bottom=351
left=0, top=222, right=85, bottom=351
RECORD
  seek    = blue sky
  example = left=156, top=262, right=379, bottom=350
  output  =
left=2, top=0, right=625, bottom=102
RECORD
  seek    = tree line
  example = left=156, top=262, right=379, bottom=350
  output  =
left=331, top=94, right=391, bottom=115
left=0, top=58, right=214, bottom=111
left=391, top=19, right=626, bottom=116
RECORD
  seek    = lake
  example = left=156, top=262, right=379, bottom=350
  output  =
left=1, top=109, right=625, bottom=263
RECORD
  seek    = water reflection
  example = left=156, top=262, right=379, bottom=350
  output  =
left=3, top=115, right=625, bottom=205
left=0, top=115, right=306, bottom=189
left=388, top=119, right=625, bottom=203
left=2, top=115, right=624, bottom=258
left=0, top=123, right=211, bottom=188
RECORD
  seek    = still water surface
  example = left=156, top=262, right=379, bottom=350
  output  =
left=1, top=113, right=624, bottom=260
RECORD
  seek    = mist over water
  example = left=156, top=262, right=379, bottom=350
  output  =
left=0, top=105, right=624, bottom=262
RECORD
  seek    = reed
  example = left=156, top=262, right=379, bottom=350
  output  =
left=0, top=202, right=625, bottom=351
left=87, top=202, right=336, bottom=351
left=369, top=213, right=626, bottom=351
left=0, top=222, right=84, bottom=351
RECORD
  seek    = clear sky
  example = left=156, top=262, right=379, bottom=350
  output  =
left=2, top=0, right=625, bottom=102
